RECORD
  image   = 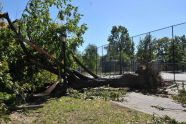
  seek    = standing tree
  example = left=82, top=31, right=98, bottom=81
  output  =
left=154, top=37, right=170, bottom=63
left=168, top=36, right=186, bottom=63
left=153, top=35, right=186, bottom=63
left=108, top=26, right=134, bottom=58
left=83, top=44, right=98, bottom=72
left=136, top=34, right=156, bottom=63
left=107, top=26, right=134, bottom=73
left=179, top=35, right=186, bottom=62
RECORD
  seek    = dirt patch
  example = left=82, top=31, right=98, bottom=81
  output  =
left=9, top=111, right=37, bottom=124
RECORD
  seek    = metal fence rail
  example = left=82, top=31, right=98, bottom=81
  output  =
left=80, top=22, right=186, bottom=82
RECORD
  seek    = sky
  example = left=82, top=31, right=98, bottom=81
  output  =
left=1, top=0, right=186, bottom=52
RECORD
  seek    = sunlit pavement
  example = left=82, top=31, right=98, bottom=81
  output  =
left=114, top=92, right=186, bottom=123
left=161, top=72, right=186, bottom=81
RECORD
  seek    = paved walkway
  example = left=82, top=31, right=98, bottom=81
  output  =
left=114, top=92, right=186, bottom=122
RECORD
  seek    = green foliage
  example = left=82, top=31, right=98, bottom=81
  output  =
left=0, top=41, right=56, bottom=104
left=173, top=90, right=186, bottom=105
left=136, top=34, right=156, bottom=63
left=108, top=26, right=134, bottom=59
left=105, top=26, right=134, bottom=70
left=0, top=103, right=11, bottom=124
left=82, top=44, right=98, bottom=72
left=168, top=36, right=186, bottom=63
left=120, top=52, right=130, bottom=68
left=137, top=35, right=186, bottom=64
left=0, top=0, right=87, bottom=105
left=154, top=37, right=170, bottom=62
left=0, top=60, right=24, bottom=104
left=0, top=92, right=13, bottom=102
left=21, top=0, right=87, bottom=57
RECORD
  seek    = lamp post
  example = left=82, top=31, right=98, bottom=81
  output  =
left=61, top=31, right=67, bottom=87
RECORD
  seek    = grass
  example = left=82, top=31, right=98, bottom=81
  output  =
left=8, top=96, right=186, bottom=124
left=173, top=89, right=186, bottom=105
left=152, top=115, right=186, bottom=124
left=2, top=87, right=186, bottom=124
left=18, top=97, right=152, bottom=124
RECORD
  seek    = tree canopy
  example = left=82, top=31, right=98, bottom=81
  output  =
left=82, top=44, right=98, bottom=72
left=136, top=34, right=156, bottom=63
left=0, top=0, right=88, bottom=104
left=107, top=26, right=134, bottom=58
left=136, top=34, right=186, bottom=64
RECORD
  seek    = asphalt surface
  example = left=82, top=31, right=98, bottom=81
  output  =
left=161, top=72, right=186, bottom=82
left=114, top=92, right=186, bottom=122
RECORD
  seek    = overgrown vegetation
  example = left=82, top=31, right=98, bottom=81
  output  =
left=173, top=90, right=186, bottom=105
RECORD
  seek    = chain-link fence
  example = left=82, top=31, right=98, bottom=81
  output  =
left=79, top=22, right=186, bottom=82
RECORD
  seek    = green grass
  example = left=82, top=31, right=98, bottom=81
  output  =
left=13, top=97, right=185, bottom=124
left=24, top=97, right=151, bottom=124
left=2, top=87, right=186, bottom=124
left=3, top=96, right=186, bottom=124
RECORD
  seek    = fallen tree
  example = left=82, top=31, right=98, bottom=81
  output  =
left=0, top=12, right=166, bottom=98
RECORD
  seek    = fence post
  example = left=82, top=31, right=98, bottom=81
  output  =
left=148, top=32, right=152, bottom=62
left=119, top=40, right=122, bottom=75
left=102, top=45, right=103, bottom=75
left=96, top=46, right=98, bottom=75
left=172, top=26, right=176, bottom=83
left=131, top=37, right=133, bottom=72
left=109, top=44, right=111, bottom=76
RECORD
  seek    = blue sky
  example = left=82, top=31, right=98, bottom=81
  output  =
left=1, top=0, right=186, bottom=52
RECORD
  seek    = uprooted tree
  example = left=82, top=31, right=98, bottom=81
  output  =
left=0, top=0, right=165, bottom=102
